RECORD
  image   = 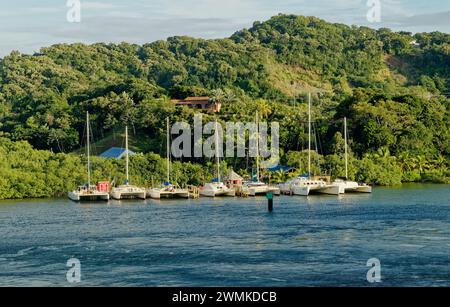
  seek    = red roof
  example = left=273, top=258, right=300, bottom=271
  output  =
left=185, top=97, right=210, bottom=101
left=173, top=96, right=213, bottom=105
left=175, top=100, right=209, bottom=105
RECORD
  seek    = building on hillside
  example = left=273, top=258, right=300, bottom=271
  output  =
left=172, top=97, right=221, bottom=113
left=409, top=40, right=421, bottom=47
left=99, top=147, right=135, bottom=159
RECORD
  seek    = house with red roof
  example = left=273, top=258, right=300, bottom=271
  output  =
left=172, top=97, right=221, bottom=113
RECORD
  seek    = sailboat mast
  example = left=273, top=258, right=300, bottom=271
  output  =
left=256, top=112, right=260, bottom=182
left=215, top=120, right=220, bottom=182
left=344, top=117, right=348, bottom=179
left=308, top=93, right=311, bottom=179
left=167, top=118, right=170, bottom=183
left=86, top=112, right=91, bottom=187
left=125, top=125, right=129, bottom=184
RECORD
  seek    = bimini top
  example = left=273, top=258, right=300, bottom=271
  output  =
left=265, top=165, right=294, bottom=172
left=99, top=147, right=135, bottom=159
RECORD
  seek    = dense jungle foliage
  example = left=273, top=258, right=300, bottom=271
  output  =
left=0, top=14, right=449, bottom=199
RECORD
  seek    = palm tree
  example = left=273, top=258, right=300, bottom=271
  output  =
left=432, top=155, right=447, bottom=172
left=398, top=152, right=415, bottom=171
left=223, top=89, right=236, bottom=104
left=272, top=170, right=287, bottom=183
left=211, top=89, right=225, bottom=105
left=375, top=146, right=391, bottom=159
left=414, top=155, right=429, bottom=174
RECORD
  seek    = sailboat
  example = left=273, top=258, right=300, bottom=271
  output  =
left=147, top=118, right=189, bottom=199
left=280, top=93, right=340, bottom=196
left=332, top=117, right=373, bottom=194
left=243, top=112, right=280, bottom=196
left=200, top=120, right=235, bottom=197
left=68, top=112, right=110, bottom=201
left=110, top=126, right=146, bottom=200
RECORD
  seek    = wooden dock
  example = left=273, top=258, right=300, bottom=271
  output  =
left=185, top=185, right=252, bottom=198
left=235, top=186, right=249, bottom=198
left=187, top=185, right=200, bottom=199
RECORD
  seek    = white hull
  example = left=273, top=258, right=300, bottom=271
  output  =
left=110, top=185, right=146, bottom=200
left=200, top=188, right=235, bottom=197
left=199, top=182, right=235, bottom=197
left=147, top=188, right=189, bottom=199
left=199, top=181, right=235, bottom=197
left=68, top=191, right=109, bottom=201
left=346, top=185, right=372, bottom=193
left=333, top=180, right=373, bottom=194
left=268, top=187, right=281, bottom=195
left=246, top=185, right=281, bottom=196
left=248, top=185, right=267, bottom=196
left=353, top=185, right=372, bottom=193
left=317, top=185, right=341, bottom=195
left=292, top=184, right=340, bottom=196
left=279, top=183, right=292, bottom=194
left=292, top=185, right=311, bottom=196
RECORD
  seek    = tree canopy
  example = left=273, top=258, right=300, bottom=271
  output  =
left=0, top=14, right=448, bottom=198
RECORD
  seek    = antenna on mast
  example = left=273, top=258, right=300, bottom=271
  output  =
left=308, top=93, right=311, bottom=179
left=256, top=111, right=260, bottom=182
left=86, top=111, right=91, bottom=188
left=167, top=117, right=170, bottom=184
left=215, top=119, right=220, bottom=182
left=344, top=117, right=348, bottom=180
left=125, top=125, right=129, bottom=185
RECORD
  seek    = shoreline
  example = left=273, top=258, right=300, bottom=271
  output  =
left=0, top=182, right=448, bottom=202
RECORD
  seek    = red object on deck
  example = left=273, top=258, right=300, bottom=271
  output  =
left=97, top=181, right=110, bottom=192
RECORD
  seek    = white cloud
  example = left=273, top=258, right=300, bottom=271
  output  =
left=81, top=1, right=119, bottom=10
left=385, top=11, right=450, bottom=27
left=0, top=0, right=449, bottom=57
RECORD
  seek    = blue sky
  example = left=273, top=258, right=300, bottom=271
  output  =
left=0, top=0, right=449, bottom=57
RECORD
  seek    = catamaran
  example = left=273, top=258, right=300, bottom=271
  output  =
left=242, top=112, right=280, bottom=196
left=200, top=120, right=235, bottom=197
left=147, top=118, right=189, bottom=199
left=68, top=112, right=110, bottom=201
left=332, top=117, right=372, bottom=194
left=280, top=176, right=340, bottom=196
left=110, top=126, right=146, bottom=200
left=279, top=93, right=340, bottom=196
left=244, top=181, right=281, bottom=196
left=200, top=180, right=236, bottom=197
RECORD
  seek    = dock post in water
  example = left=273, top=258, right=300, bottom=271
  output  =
left=266, top=191, right=274, bottom=212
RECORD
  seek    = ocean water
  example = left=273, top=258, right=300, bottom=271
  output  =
left=0, top=184, right=449, bottom=287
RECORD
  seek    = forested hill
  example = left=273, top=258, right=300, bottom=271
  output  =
left=0, top=14, right=449, bottom=187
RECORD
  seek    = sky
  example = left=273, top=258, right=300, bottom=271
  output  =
left=0, top=0, right=449, bottom=57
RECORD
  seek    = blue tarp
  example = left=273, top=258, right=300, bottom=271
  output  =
left=99, top=147, right=135, bottom=159
left=265, top=165, right=294, bottom=172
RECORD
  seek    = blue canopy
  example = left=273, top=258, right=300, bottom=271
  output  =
left=266, top=165, right=294, bottom=172
left=99, top=147, right=135, bottom=159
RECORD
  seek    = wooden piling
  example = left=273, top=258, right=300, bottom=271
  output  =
left=187, top=185, right=200, bottom=199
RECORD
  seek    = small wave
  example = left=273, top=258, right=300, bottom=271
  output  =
left=16, top=247, right=35, bottom=256
left=40, top=246, right=60, bottom=251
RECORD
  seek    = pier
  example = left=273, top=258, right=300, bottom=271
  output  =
left=187, top=185, right=200, bottom=199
